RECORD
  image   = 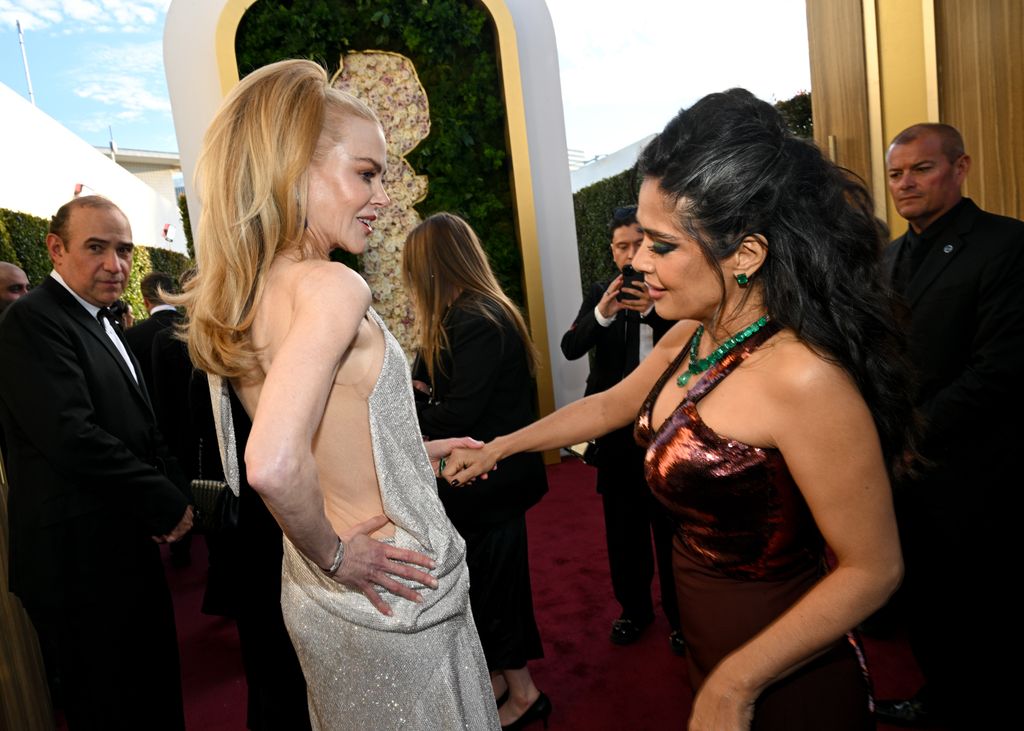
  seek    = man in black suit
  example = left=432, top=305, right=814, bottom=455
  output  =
left=876, top=124, right=1024, bottom=729
left=560, top=205, right=682, bottom=653
left=126, top=271, right=182, bottom=390
left=0, top=196, right=193, bottom=729
left=126, top=271, right=195, bottom=569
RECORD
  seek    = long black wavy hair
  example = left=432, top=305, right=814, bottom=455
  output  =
left=638, top=88, right=917, bottom=478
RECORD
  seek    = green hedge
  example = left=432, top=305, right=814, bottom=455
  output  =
left=235, top=0, right=521, bottom=301
left=177, top=193, right=194, bottom=260
left=0, top=206, right=192, bottom=320
left=571, top=166, right=641, bottom=297
left=0, top=208, right=51, bottom=286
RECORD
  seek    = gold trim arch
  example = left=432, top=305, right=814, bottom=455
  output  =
left=165, top=0, right=586, bottom=418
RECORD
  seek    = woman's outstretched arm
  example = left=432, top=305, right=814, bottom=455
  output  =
left=442, top=320, right=696, bottom=484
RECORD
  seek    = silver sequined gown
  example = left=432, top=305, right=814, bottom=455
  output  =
left=279, top=310, right=499, bottom=730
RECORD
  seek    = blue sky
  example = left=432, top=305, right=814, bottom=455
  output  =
left=0, top=0, right=175, bottom=151
left=0, top=0, right=810, bottom=158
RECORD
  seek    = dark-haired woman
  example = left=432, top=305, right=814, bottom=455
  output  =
left=403, top=213, right=551, bottom=730
left=445, top=89, right=913, bottom=730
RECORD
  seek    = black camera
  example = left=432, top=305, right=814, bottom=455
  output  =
left=617, top=265, right=645, bottom=302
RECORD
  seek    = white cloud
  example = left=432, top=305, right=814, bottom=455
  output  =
left=70, top=38, right=170, bottom=137
left=0, top=0, right=168, bottom=32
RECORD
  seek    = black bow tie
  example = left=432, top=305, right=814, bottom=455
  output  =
left=97, top=307, right=119, bottom=328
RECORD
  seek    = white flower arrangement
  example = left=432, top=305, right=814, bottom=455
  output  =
left=332, top=51, right=430, bottom=356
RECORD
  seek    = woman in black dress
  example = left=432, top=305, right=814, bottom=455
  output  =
left=403, top=213, right=551, bottom=730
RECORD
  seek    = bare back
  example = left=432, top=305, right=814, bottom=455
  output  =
left=234, top=256, right=394, bottom=538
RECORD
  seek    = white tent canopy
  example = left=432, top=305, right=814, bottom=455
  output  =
left=0, top=82, right=186, bottom=255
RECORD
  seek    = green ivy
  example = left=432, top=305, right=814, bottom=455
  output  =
left=571, top=166, right=641, bottom=297
left=235, top=0, right=521, bottom=301
left=775, top=91, right=813, bottom=139
left=0, top=217, right=19, bottom=267
left=122, top=245, right=152, bottom=320
left=0, top=209, right=51, bottom=286
left=148, top=246, right=193, bottom=282
left=177, top=193, right=194, bottom=260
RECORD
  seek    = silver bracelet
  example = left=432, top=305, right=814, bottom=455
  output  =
left=322, top=537, right=345, bottom=577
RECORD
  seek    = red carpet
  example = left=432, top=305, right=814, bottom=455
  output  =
left=155, top=457, right=941, bottom=730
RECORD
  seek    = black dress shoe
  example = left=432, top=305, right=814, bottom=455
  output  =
left=610, top=617, right=652, bottom=645
left=501, top=692, right=552, bottom=730
left=669, top=630, right=687, bottom=656
left=874, top=698, right=938, bottom=727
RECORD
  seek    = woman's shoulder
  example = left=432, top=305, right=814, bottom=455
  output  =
left=285, top=259, right=371, bottom=310
left=757, top=330, right=860, bottom=406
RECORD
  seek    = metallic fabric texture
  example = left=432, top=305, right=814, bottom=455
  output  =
left=280, top=310, right=498, bottom=730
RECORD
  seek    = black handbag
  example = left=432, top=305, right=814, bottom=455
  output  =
left=190, top=438, right=239, bottom=534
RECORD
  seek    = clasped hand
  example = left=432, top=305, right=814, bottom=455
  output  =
left=440, top=442, right=500, bottom=487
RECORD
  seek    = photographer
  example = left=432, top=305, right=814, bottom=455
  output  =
left=560, top=205, right=682, bottom=653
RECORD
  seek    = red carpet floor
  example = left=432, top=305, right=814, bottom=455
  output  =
left=155, top=457, right=943, bottom=730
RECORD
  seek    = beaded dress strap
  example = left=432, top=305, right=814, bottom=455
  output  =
left=641, top=327, right=702, bottom=423
left=686, top=320, right=782, bottom=404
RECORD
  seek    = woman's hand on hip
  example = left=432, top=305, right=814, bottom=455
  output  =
left=332, top=514, right=438, bottom=616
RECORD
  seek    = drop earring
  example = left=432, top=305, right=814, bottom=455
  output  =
left=735, top=273, right=749, bottom=287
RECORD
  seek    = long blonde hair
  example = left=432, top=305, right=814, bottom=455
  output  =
left=402, top=212, right=538, bottom=384
left=177, top=59, right=379, bottom=378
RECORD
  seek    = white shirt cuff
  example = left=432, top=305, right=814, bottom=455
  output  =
left=594, top=305, right=615, bottom=327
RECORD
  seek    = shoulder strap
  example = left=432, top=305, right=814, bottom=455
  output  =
left=640, top=326, right=700, bottom=423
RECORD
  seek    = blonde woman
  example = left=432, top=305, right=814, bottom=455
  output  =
left=403, top=214, right=551, bottom=730
left=180, top=60, right=497, bottom=730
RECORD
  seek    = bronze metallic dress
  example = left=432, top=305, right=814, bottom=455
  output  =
left=635, top=323, right=872, bottom=730
left=278, top=310, right=498, bottom=730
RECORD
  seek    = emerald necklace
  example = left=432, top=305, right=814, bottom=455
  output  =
left=677, top=314, right=770, bottom=387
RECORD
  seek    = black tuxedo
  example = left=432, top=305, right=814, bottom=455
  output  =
left=884, top=198, right=1024, bottom=725
left=0, top=276, right=189, bottom=728
left=560, top=278, right=679, bottom=630
left=126, top=308, right=183, bottom=394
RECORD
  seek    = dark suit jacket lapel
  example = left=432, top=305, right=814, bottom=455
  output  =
left=905, top=200, right=979, bottom=307
left=42, top=278, right=154, bottom=410
left=884, top=235, right=905, bottom=284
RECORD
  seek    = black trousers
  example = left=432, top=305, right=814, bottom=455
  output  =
left=232, top=482, right=312, bottom=731
left=458, top=513, right=544, bottom=671
left=897, top=483, right=1008, bottom=730
left=597, top=452, right=679, bottom=631
left=28, top=566, right=184, bottom=730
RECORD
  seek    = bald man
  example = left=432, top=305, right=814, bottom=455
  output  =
left=878, top=123, right=1024, bottom=728
left=0, top=261, right=29, bottom=314
left=0, top=196, right=191, bottom=729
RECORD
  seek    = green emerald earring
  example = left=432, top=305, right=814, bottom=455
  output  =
left=735, top=273, right=749, bottom=287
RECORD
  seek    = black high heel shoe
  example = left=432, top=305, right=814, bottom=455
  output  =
left=500, top=692, right=552, bottom=730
